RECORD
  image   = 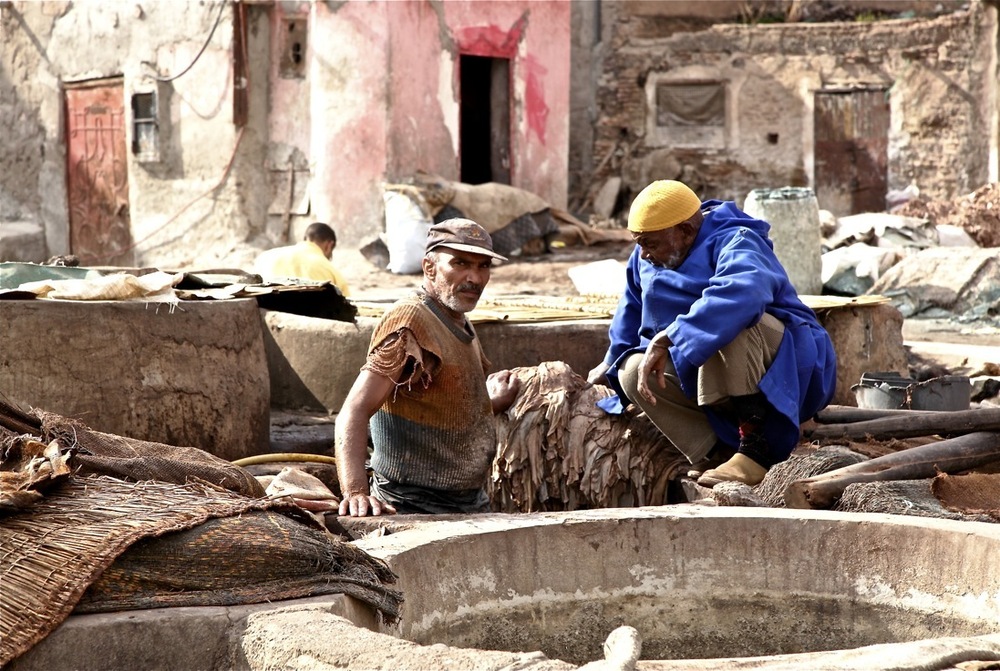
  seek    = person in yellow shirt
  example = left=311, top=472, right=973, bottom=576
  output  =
left=254, top=222, right=350, bottom=296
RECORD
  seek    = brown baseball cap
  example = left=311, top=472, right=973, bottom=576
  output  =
left=425, top=218, right=508, bottom=262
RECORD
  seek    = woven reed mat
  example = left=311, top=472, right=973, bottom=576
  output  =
left=834, top=479, right=996, bottom=523
left=753, top=445, right=869, bottom=507
left=0, top=475, right=401, bottom=667
left=0, top=397, right=264, bottom=499
left=355, top=294, right=889, bottom=325
left=36, top=410, right=266, bottom=498
left=491, top=361, right=690, bottom=512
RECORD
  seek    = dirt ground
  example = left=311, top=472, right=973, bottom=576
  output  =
left=337, top=238, right=996, bottom=324
left=334, top=241, right=635, bottom=302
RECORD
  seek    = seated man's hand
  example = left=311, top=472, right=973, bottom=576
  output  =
left=488, top=370, right=521, bottom=414
left=339, top=492, right=396, bottom=517
left=637, top=331, right=672, bottom=405
left=587, top=362, right=611, bottom=386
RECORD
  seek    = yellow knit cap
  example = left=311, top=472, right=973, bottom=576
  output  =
left=627, top=180, right=701, bottom=233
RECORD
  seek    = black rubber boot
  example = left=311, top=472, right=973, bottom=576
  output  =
left=729, top=392, right=774, bottom=468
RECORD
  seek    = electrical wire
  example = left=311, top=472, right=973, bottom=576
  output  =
left=96, top=124, right=246, bottom=263
left=144, top=0, right=228, bottom=83
left=97, top=1, right=252, bottom=264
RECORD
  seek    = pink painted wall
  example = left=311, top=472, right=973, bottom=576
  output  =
left=385, top=1, right=460, bottom=180
left=309, top=1, right=391, bottom=245
left=386, top=1, right=571, bottom=208
left=308, top=0, right=571, bottom=245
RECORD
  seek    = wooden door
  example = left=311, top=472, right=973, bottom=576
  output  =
left=814, top=88, right=890, bottom=216
left=65, top=79, right=134, bottom=266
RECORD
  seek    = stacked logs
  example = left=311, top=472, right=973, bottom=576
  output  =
left=786, top=406, right=1000, bottom=509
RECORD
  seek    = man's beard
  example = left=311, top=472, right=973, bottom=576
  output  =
left=439, top=282, right=483, bottom=313
left=651, top=253, right=683, bottom=269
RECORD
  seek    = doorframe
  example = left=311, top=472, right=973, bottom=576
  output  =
left=455, top=33, right=518, bottom=185
left=811, top=85, right=890, bottom=216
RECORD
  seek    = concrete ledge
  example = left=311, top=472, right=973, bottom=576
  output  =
left=8, top=595, right=376, bottom=671
left=363, top=508, right=1000, bottom=663
left=13, top=508, right=1000, bottom=670
left=261, top=312, right=612, bottom=413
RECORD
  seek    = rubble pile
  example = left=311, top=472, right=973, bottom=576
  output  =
left=895, top=182, right=1000, bottom=248
left=820, top=183, right=1000, bottom=326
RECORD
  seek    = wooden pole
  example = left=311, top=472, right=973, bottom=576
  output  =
left=813, top=405, right=946, bottom=424
left=805, top=408, right=1000, bottom=441
left=784, top=431, right=1000, bottom=509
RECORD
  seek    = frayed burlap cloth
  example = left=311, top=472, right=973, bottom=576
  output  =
left=0, top=401, right=401, bottom=667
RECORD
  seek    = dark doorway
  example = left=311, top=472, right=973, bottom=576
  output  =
left=460, top=55, right=511, bottom=185
left=814, top=88, right=890, bottom=216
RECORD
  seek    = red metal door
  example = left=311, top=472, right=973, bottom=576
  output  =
left=65, top=80, right=134, bottom=266
left=814, top=88, right=890, bottom=216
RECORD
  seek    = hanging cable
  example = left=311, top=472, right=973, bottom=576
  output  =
left=99, top=1, right=253, bottom=264
left=142, top=0, right=228, bottom=83
left=95, top=125, right=246, bottom=264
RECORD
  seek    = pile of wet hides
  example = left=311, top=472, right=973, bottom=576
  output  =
left=0, top=399, right=401, bottom=667
left=491, top=361, right=691, bottom=512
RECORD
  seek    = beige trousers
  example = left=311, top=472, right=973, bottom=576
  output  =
left=618, top=313, right=785, bottom=463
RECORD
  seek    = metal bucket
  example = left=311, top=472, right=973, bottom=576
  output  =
left=852, top=372, right=971, bottom=411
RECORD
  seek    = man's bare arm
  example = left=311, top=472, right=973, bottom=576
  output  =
left=335, top=370, right=397, bottom=517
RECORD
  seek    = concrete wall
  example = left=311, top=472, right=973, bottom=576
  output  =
left=262, top=312, right=609, bottom=413
left=262, top=304, right=906, bottom=414
left=0, top=298, right=270, bottom=461
left=572, top=1, right=997, bottom=213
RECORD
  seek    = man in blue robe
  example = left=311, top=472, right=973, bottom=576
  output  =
left=588, top=180, right=837, bottom=487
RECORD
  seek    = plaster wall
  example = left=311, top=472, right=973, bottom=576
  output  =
left=0, top=1, right=272, bottom=269
left=2, top=0, right=571, bottom=266
left=582, top=2, right=997, bottom=211
left=308, top=1, right=390, bottom=247
left=311, top=0, right=572, bottom=246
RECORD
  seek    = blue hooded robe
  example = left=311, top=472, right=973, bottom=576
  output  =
left=601, top=200, right=837, bottom=459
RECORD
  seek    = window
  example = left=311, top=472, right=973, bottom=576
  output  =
left=645, top=75, right=728, bottom=149
left=131, top=91, right=159, bottom=162
left=656, top=82, right=726, bottom=127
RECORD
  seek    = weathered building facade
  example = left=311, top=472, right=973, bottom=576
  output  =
left=0, top=0, right=571, bottom=267
left=569, top=0, right=999, bottom=217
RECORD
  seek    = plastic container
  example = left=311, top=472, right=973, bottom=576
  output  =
left=568, top=259, right=627, bottom=296
left=742, top=187, right=823, bottom=296
left=852, top=372, right=971, bottom=411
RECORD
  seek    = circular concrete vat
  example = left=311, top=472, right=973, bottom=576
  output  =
left=11, top=508, right=1000, bottom=670
left=359, top=507, right=1000, bottom=667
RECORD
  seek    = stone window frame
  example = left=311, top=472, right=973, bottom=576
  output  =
left=644, top=72, right=729, bottom=150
